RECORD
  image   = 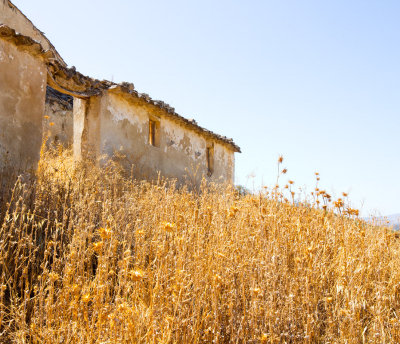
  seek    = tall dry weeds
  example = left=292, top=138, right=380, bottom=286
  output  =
left=0, top=148, right=399, bottom=343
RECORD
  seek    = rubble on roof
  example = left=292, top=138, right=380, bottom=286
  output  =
left=46, top=86, right=73, bottom=110
left=0, top=24, right=46, bottom=57
left=0, top=24, right=241, bottom=153
left=109, top=85, right=241, bottom=152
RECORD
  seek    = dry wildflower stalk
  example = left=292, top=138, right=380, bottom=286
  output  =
left=0, top=147, right=399, bottom=343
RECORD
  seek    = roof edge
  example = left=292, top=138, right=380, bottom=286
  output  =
left=0, top=24, right=241, bottom=153
left=5, top=1, right=67, bottom=66
left=108, top=85, right=241, bottom=153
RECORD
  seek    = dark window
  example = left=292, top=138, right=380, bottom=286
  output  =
left=149, top=119, right=160, bottom=147
left=206, top=145, right=214, bottom=176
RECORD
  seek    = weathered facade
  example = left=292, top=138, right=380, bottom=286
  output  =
left=74, top=88, right=237, bottom=184
left=0, top=0, right=240, bottom=187
left=0, top=0, right=66, bottom=185
left=0, top=28, right=47, bottom=183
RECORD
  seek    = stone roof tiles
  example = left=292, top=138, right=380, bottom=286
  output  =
left=46, top=86, right=73, bottom=110
left=0, top=24, right=241, bottom=153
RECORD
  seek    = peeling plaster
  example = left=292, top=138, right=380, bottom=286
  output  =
left=107, top=96, right=142, bottom=131
left=163, top=124, right=185, bottom=148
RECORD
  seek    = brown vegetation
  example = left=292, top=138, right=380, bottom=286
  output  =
left=0, top=149, right=399, bottom=343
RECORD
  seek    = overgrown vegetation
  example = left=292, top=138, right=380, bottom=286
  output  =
left=0, top=148, right=399, bottom=343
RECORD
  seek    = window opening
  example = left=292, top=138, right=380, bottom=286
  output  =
left=148, top=118, right=160, bottom=147
left=206, top=145, right=214, bottom=176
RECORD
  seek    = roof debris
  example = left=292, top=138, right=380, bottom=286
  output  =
left=0, top=24, right=240, bottom=152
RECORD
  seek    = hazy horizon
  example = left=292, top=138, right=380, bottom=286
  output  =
left=10, top=0, right=400, bottom=216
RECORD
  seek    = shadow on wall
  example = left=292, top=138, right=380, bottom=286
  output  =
left=0, top=160, right=36, bottom=217
left=43, top=87, right=73, bottom=148
left=104, top=149, right=212, bottom=192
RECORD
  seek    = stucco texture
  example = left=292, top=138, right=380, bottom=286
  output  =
left=74, top=91, right=235, bottom=186
left=0, top=39, right=46, bottom=178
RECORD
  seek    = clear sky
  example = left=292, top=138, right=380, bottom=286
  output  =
left=11, top=0, right=400, bottom=216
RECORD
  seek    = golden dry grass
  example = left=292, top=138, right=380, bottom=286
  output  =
left=0, top=148, right=400, bottom=343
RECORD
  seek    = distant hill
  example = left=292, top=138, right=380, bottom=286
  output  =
left=386, top=214, right=400, bottom=230
left=368, top=213, right=400, bottom=230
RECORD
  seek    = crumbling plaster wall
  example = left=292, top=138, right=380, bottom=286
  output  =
left=0, top=0, right=237, bottom=189
left=74, top=91, right=235, bottom=185
left=0, top=39, right=46, bottom=178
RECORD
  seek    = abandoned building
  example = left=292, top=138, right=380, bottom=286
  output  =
left=0, top=0, right=240, bottom=187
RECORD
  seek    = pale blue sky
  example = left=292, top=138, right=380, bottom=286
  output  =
left=12, top=0, right=400, bottom=216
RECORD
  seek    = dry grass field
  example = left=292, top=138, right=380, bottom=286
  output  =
left=0, top=148, right=399, bottom=343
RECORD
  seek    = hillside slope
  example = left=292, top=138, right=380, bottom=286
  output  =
left=0, top=149, right=400, bottom=343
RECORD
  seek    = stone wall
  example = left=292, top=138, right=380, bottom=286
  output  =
left=0, top=39, right=47, bottom=182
